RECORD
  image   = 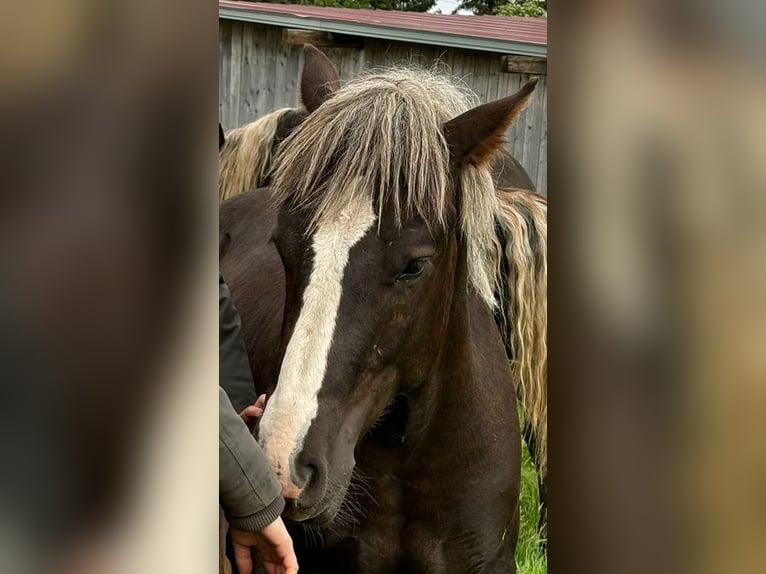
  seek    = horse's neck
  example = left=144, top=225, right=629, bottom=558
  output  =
left=407, top=274, right=514, bottom=453
left=392, top=285, right=519, bottom=548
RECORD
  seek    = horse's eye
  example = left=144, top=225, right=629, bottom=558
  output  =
left=397, top=258, right=427, bottom=282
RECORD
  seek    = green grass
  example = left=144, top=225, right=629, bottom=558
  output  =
left=516, top=441, right=547, bottom=574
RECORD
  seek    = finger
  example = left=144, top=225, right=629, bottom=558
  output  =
left=255, top=394, right=267, bottom=410
left=233, top=543, right=253, bottom=574
left=284, top=549, right=299, bottom=574
left=241, top=406, right=261, bottom=419
left=240, top=406, right=262, bottom=432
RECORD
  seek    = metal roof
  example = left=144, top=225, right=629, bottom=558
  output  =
left=219, top=1, right=547, bottom=57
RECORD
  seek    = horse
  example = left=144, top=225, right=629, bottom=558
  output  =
left=219, top=46, right=547, bottom=544
left=220, top=47, right=545, bottom=573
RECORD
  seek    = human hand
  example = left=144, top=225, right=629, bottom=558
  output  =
left=230, top=517, right=298, bottom=574
left=239, top=394, right=267, bottom=433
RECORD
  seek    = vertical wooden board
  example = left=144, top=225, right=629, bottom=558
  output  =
left=472, top=54, right=492, bottom=103
left=414, top=44, right=441, bottom=68
left=399, top=43, right=417, bottom=67
left=354, top=40, right=367, bottom=76
left=517, top=78, right=530, bottom=178
left=431, top=45, right=451, bottom=76
left=461, top=50, right=476, bottom=93
left=530, top=75, right=547, bottom=192
left=396, top=42, right=413, bottom=66
left=451, top=49, right=466, bottom=87
left=379, top=40, right=396, bottom=66
left=377, top=42, right=399, bottom=66
left=256, top=26, right=275, bottom=116
left=356, top=47, right=366, bottom=76
left=272, top=28, right=288, bottom=109
left=238, top=23, right=254, bottom=125
left=219, top=20, right=232, bottom=128
left=427, top=45, right=448, bottom=70
left=353, top=46, right=366, bottom=77
left=295, top=45, right=305, bottom=108
left=495, top=70, right=513, bottom=163
left=286, top=44, right=302, bottom=108
left=259, top=26, right=271, bottom=115
left=229, top=21, right=243, bottom=128
left=533, top=76, right=548, bottom=193
left=441, top=46, right=456, bottom=77
left=486, top=59, right=500, bottom=101
left=366, top=39, right=380, bottom=67
left=520, top=74, right=541, bottom=189
left=389, top=42, right=406, bottom=66
left=506, top=73, right=526, bottom=173
left=324, top=47, right=362, bottom=83
left=252, top=24, right=264, bottom=117
left=258, top=25, right=273, bottom=117
left=536, top=77, right=548, bottom=194
left=486, top=53, right=502, bottom=106
left=361, top=38, right=377, bottom=70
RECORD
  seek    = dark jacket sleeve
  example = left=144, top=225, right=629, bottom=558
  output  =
left=219, top=274, right=257, bottom=413
left=219, top=386, right=284, bottom=531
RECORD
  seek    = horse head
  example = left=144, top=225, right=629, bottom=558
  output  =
left=258, top=57, right=537, bottom=524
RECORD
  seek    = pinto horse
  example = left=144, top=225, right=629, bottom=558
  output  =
left=219, top=47, right=547, bottom=542
left=221, top=47, right=545, bottom=572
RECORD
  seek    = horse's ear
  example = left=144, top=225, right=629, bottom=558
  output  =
left=443, top=78, right=538, bottom=167
left=300, top=44, right=340, bottom=114
left=219, top=123, right=225, bottom=151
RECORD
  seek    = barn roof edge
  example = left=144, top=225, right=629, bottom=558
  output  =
left=219, top=1, right=548, bottom=58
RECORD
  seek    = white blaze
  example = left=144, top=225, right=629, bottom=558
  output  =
left=259, top=197, right=376, bottom=496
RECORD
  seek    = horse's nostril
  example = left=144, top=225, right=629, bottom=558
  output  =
left=306, top=464, right=320, bottom=489
left=294, top=462, right=318, bottom=489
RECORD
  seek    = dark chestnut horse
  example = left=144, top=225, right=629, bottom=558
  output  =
left=219, top=48, right=547, bottom=542
left=221, top=47, right=545, bottom=573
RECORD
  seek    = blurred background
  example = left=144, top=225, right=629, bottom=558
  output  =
left=0, top=0, right=764, bottom=572
left=552, top=1, right=766, bottom=573
left=0, top=0, right=218, bottom=572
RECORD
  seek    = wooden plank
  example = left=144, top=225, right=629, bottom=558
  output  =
left=486, top=53, right=501, bottom=108
left=258, top=25, right=277, bottom=115
left=229, top=21, right=243, bottom=127
left=502, top=55, right=547, bottom=75
left=536, top=76, right=548, bottom=193
left=324, top=47, right=363, bottom=83
left=472, top=54, right=492, bottom=103
left=285, top=44, right=302, bottom=108
left=238, top=23, right=255, bottom=124
left=521, top=73, right=541, bottom=189
left=219, top=20, right=232, bottom=128
left=273, top=27, right=291, bottom=109
left=283, top=29, right=364, bottom=50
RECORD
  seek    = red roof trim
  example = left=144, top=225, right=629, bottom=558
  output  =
left=219, top=1, right=547, bottom=46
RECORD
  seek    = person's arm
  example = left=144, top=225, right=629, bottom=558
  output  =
left=219, top=386, right=284, bottom=530
left=220, top=387, right=297, bottom=573
left=219, top=274, right=258, bottom=412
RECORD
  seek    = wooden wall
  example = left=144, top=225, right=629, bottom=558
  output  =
left=219, top=19, right=547, bottom=193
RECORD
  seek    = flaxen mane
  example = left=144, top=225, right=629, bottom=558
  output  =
left=272, top=66, right=547, bottom=479
left=219, top=107, right=298, bottom=202
left=496, top=188, right=548, bottom=477
left=272, top=68, right=503, bottom=306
